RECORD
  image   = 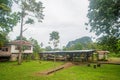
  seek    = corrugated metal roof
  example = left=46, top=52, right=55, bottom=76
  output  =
left=40, top=50, right=95, bottom=54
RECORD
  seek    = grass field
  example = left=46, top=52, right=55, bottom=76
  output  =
left=0, top=61, right=120, bottom=80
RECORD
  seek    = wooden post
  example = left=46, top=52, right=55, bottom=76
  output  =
left=87, top=63, right=91, bottom=67
left=65, top=53, right=67, bottom=62
left=93, top=64, right=96, bottom=69
left=97, top=53, right=99, bottom=61
left=97, top=63, right=101, bottom=67
left=92, top=53, right=94, bottom=61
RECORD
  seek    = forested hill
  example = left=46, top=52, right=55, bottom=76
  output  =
left=66, top=36, right=93, bottom=48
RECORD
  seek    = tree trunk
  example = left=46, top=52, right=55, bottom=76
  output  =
left=18, top=8, right=24, bottom=65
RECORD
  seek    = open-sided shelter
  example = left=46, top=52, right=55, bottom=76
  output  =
left=39, top=50, right=95, bottom=62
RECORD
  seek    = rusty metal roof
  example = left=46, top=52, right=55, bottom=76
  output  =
left=97, top=51, right=109, bottom=54
left=9, top=40, right=32, bottom=46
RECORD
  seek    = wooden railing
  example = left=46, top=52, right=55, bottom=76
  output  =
left=0, top=51, right=11, bottom=57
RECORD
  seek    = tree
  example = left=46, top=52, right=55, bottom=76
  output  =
left=87, top=0, right=120, bottom=37
left=13, top=0, right=44, bottom=64
left=16, top=36, right=27, bottom=41
left=29, top=37, right=42, bottom=59
left=45, top=46, right=52, bottom=51
left=117, top=40, right=120, bottom=53
left=87, top=0, right=120, bottom=53
left=0, top=0, right=19, bottom=46
left=75, top=43, right=82, bottom=50
left=49, top=31, right=60, bottom=69
left=49, top=31, right=60, bottom=50
left=97, top=36, right=119, bottom=52
left=67, top=43, right=83, bottom=50
left=0, top=33, right=8, bottom=47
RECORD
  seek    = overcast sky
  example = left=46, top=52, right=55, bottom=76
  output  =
left=9, top=0, right=96, bottom=48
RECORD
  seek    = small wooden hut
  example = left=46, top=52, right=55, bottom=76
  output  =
left=96, top=51, right=109, bottom=61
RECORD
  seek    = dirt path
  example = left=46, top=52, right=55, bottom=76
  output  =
left=94, top=58, right=120, bottom=65
left=36, top=62, right=74, bottom=75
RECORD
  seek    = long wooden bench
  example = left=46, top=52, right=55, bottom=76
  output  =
left=41, top=66, right=64, bottom=75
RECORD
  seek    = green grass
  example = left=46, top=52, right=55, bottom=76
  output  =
left=108, top=53, right=120, bottom=57
left=0, top=61, right=63, bottom=80
left=52, top=64, right=120, bottom=80
left=0, top=61, right=120, bottom=80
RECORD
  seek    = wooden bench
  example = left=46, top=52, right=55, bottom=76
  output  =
left=42, top=66, right=64, bottom=75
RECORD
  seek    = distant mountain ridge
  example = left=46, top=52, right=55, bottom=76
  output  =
left=66, top=36, right=93, bottom=48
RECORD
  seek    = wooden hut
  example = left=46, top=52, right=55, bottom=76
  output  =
left=0, top=40, right=33, bottom=61
left=96, top=51, right=109, bottom=61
